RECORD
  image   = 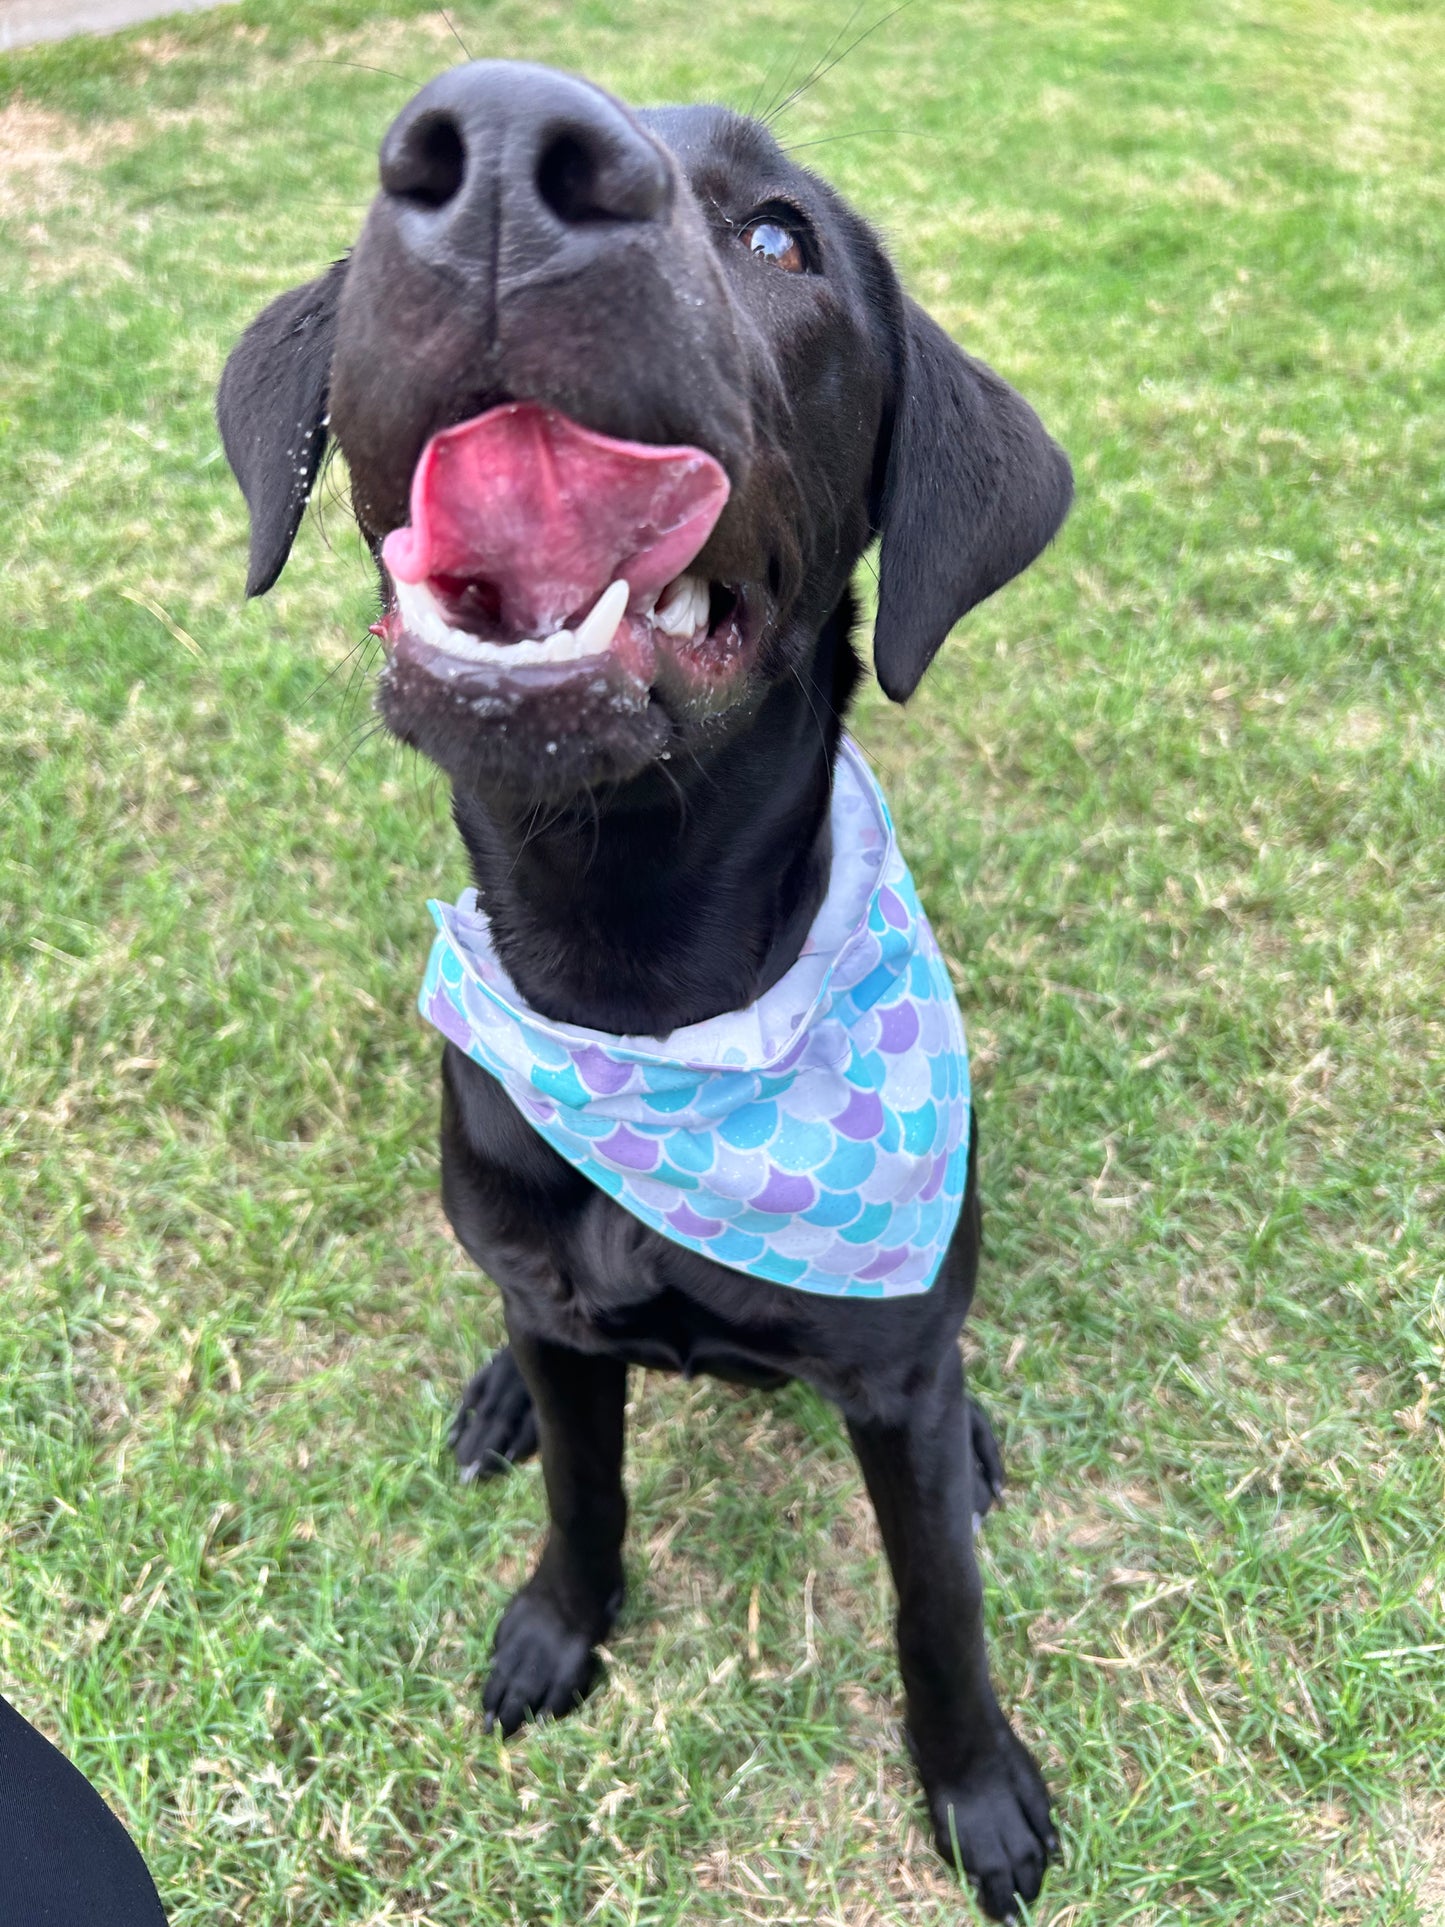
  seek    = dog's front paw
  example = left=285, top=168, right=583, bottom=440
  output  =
left=922, top=1723, right=1055, bottom=1920
left=449, top=1346, right=539, bottom=1482
left=481, top=1588, right=602, bottom=1737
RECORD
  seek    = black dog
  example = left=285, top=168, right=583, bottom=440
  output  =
left=218, top=61, right=1071, bottom=1918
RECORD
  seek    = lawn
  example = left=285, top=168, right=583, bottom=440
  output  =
left=2, top=0, right=1442, bottom=1921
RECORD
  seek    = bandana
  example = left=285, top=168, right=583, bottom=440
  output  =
left=418, top=737, right=969, bottom=1299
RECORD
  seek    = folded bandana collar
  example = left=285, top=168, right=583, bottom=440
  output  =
left=419, top=736, right=970, bottom=1300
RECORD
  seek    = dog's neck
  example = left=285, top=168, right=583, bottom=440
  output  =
left=450, top=610, right=860, bottom=1036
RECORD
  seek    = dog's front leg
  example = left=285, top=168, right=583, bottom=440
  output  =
left=481, top=1329, right=627, bottom=1736
left=846, top=1354, right=1055, bottom=1919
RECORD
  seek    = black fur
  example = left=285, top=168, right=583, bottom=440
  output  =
left=216, top=259, right=347, bottom=597
left=874, top=303, right=1074, bottom=701
left=217, top=61, right=1071, bottom=1919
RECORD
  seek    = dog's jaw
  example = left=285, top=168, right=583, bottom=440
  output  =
left=346, top=395, right=774, bottom=794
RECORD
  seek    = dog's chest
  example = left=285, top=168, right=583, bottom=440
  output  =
left=443, top=1043, right=819, bottom=1365
left=424, top=740, right=971, bottom=1305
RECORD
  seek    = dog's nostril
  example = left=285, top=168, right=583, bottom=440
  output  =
left=381, top=110, right=466, bottom=210
left=536, top=133, right=604, bottom=224
left=536, top=126, right=670, bottom=226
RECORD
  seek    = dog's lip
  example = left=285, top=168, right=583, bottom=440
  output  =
left=377, top=572, right=758, bottom=717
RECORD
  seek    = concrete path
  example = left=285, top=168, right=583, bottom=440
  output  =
left=1, top=0, right=237, bottom=52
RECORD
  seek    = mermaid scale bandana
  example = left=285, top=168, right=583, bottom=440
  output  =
left=418, top=737, right=970, bottom=1299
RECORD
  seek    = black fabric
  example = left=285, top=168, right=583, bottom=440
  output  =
left=0, top=1695, right=168, bottom=1926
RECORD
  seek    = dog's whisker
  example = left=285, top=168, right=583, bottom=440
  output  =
left=324, top=635, right=377, bottom=722
left=652, top=754, right=689, bottom=838
left=303, top=56, right=416, bottom=86
left=310, top=467, right=332, bottom=557
left=333, top=634, right=385, bottom=735
left=788, top=661, right=834, bottom=780
left=781, top=127, right=917, bottom=153
left=748, top=17, right=819, bottom=126
left=297, top=627, right=374, bottom=710
left=332, top=718, right=388, bottom=776
left=409, top=740, right=441, bottom=816
left=578, top=783, right=604, bottom=875
left=742, top=38, right=792, bottom=123
left=761, top=0, right=868, bottom=126
left=765, top=0, right=921, bottom=127
left=330, top=697, right=377, bottom=753
left=506, top=796, right=548, bottom=880
left=439, top=6, right=473, bottom=62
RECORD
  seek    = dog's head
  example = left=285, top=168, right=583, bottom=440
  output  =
left=218, top=60, right=1071, bottom=798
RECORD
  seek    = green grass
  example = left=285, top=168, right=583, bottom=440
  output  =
left=2, top=0, right=1443, bottom=1920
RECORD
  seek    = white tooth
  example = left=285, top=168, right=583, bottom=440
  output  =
left=394, top=580, right=506, bottom=662
left=500, top=630, right=577, bottom=664
left=572, top=578, right=630, bottom=656
left=394, top=578, right=459, bottom=653
left=435, top=630, right=504, bottom=663
left=393, top=577, right=629, bottom=669
left=654, top=571, right=707, bottom=638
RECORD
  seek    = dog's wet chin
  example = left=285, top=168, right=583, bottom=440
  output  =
left=370, top=400, right=763, bottom=792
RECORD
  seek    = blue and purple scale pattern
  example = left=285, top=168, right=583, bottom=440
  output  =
left=418, top=737, right=970, bottom=1299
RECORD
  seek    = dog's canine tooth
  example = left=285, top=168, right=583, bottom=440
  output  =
left=573, top=578, right=630, bottom=655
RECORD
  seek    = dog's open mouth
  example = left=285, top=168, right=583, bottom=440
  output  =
left=377, top=403, right=754, bottom=718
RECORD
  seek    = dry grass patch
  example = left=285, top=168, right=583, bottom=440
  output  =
left=0, top=98, right=138, bottom=217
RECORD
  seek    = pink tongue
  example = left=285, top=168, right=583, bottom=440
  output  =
left=381, top=403, right=730, bottom=637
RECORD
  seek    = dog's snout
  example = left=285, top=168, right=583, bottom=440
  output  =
left=378, top=60, right=673, bottom=261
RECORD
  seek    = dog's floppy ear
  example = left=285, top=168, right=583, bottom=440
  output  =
left=872, top=300, right=1073, bottom=702
left=216, top=259, right=347, bottom=597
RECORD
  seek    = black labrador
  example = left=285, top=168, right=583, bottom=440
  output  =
left=217, top=61, right=1072, bottom=1918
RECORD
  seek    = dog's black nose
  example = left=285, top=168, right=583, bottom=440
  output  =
left=379, top=60, right=673, bottom=257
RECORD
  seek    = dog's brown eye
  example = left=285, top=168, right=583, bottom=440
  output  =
left=742, top=220, right=805, bottom=273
